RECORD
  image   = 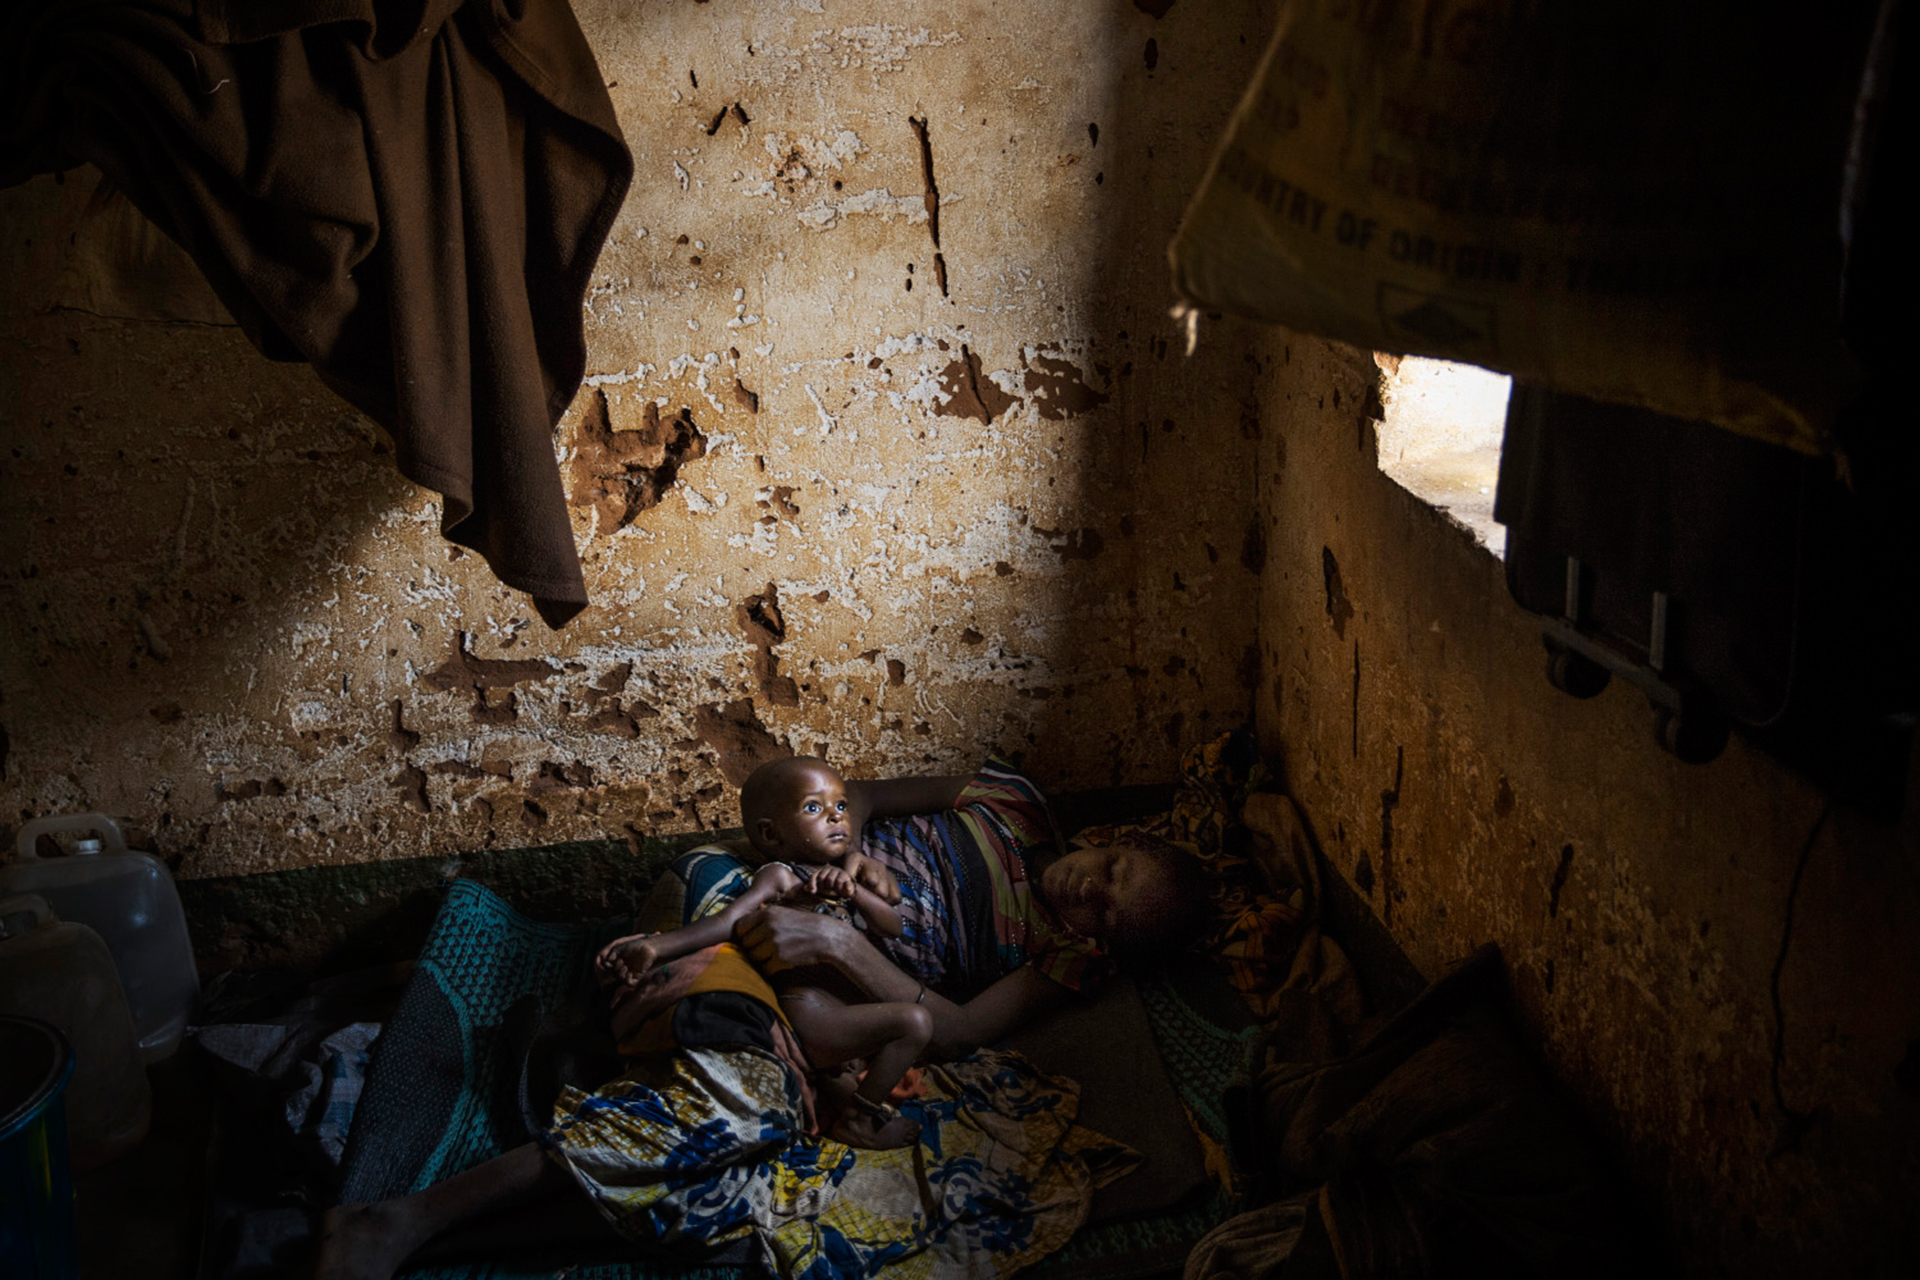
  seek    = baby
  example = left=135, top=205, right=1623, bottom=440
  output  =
left=594, top=757, right=929, bottom=1149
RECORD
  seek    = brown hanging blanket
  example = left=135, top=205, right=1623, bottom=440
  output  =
left=1, top=0, right=633, bottom=627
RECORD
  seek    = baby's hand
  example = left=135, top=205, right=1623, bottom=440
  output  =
left=807, top=865, right=856, bottom=899
left=595, top=935, right=661, bottom=989
left=848, top=853, right=902, bottom=905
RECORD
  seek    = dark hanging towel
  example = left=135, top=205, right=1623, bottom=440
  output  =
left=1, top=0, right=634, bottom=628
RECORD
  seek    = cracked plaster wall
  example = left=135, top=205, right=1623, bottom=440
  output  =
left=0, top=0, right=1277, bottom=879
left=1253, top=336, right=1920, bottom=1276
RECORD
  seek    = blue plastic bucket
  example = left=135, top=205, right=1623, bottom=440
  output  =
left=0, top=1015, right=77, bottom=1280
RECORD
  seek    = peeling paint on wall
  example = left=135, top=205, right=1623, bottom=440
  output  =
left=1022, top=350, right=1110, bottom=420
left=694, top=699, right=786, bottom=787
left=568, top=391, right=710, bottom=534
left=0, top=0, right=1278, bottom=882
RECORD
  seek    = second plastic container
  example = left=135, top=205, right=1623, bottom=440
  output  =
left=3, top=814, right=199, bottom=1062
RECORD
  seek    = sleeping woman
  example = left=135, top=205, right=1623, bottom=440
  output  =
left=315, top=756, right=1209, bottom=1280
left=732, top=757, right=1211, bottom=1057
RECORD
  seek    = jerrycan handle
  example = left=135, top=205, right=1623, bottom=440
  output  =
left=12, top=813, right=128, bottom=862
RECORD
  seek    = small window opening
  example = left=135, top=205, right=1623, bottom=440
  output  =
left=1373, top=354, right=1513, bottom=557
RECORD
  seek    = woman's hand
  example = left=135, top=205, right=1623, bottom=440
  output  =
left=733, top=904, right=861, bottom=976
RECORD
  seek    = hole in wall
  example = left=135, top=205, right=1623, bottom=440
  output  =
left=1372, top=355, right=1512, bottom=557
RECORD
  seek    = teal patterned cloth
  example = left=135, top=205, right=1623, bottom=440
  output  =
left=340, top=877, right=619, bottom=1204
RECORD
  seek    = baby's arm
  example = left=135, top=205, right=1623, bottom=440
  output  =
left=597, top=863, right=803, bottom=986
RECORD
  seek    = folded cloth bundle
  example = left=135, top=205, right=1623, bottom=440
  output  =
left=1222, top=946, right=1636, bottom=1280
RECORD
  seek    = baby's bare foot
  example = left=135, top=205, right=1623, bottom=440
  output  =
left=831, top=1102, right=919, bottom=1150
left=598, top=937, right=661, bottom=989
left=636, top=938, right=662, bottom=966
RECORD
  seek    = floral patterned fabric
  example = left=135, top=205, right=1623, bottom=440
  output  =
left=546, top=1045, right=1137, bottom=1280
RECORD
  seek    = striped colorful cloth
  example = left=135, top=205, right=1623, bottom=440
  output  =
left=865, top=759, right=1111, bottom=998
left=634, top=836, right=761, bottom=935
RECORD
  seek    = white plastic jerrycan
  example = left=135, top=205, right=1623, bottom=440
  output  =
left=0, top=894, right=152, bottom=1167
left=4, top=814, right=199, bottom=1062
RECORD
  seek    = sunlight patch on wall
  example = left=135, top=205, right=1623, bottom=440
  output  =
left=1373, top=354, right=1513, bottom=557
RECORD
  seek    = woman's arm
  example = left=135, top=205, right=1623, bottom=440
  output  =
left=844, top=774, right=972, bottom=835
left=914, top=966, right=1072, bottom=1059
left=732, top=905, right=1072, bottom=1058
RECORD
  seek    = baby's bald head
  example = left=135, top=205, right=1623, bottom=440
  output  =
left=742, top=756, right=851, bottom=861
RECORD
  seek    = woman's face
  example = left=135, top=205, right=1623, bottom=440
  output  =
left=1040, top=844, right=1184, bottom=948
